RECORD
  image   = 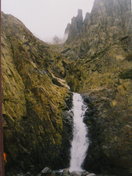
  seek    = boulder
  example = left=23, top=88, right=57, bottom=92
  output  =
left=70, top=171, right=82, bottom=176
left=62, top=169, right=70, bottom=176
left=87, top=174, right=96, bottom=176
left=81, top=171, right=90, bottom=176
left=40, top=167, right=53, bottom=176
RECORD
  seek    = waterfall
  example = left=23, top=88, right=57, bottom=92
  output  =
left=69, top=93, right=89, bottom=172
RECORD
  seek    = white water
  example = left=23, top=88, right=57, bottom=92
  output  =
left=69, top=93, right=89, bottom=172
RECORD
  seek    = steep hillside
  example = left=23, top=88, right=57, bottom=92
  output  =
left=1, top=12, right=71, bottom=175
left=1, top=0, right=132, bottom=175
left=63, top=0, right=132, bottom=175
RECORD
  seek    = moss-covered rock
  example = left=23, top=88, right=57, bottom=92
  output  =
left=1, top=12, right=71, bottom=175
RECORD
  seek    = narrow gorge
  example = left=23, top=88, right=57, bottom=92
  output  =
left=1, top=0, right=132, bottom=176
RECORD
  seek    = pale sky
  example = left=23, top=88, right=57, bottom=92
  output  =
left=2, top=0, right=94, bottom=42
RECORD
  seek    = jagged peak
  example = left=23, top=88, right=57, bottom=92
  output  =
left=84, top=12, right=90, bottom=24
left=64, top=9, right=84, bottom=41
left=91, top=0, right=131, bottom=16
left=65, top=23, right=71, bottom=34
left=84, top=12, right=90, bottom=20
left=65, top=0, right=132, bottom=43
left=77, top=9, right=83, bottom=16
left=77, top=9, right=83, bottom=21
left=70, top=9, right=83, bottom=23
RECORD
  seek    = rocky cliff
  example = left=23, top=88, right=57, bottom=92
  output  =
left=65, top=9, right=83, bottom=42
left=1, top=12, right=72, bottom=175
left=63, top=0, right=132, bottom=175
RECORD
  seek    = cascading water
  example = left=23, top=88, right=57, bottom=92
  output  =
left=69, top=93, right=89, bottom=172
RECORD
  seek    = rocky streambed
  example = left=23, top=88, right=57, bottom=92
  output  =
left=17, top=167, right=118, bottom=176
left=38, top=167, right=96, bottom=176
left=16, top=167, right=97, bottom=176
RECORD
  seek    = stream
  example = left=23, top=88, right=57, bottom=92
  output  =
left=69, top=93, right=89, bottom=172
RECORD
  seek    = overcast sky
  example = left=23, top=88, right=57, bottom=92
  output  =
left=2, top=0, right=94, bottom=42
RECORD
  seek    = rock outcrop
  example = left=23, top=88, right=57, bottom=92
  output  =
left=65, top=9, right=83, bottom=42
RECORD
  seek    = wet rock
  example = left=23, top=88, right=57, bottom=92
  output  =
left=39, top=167, right=52, bottom=176
left=70, top=171, right=82, bottom=176
left=60, top=107, right=73, bottom=168
left=16, top=174, right=25, bottom=176
left=62, top=168, right=70, bottom=176
left=25, top=172, right=32, bottom=176
left=52, top=170, right=63, bottom=176
left=81, top=171, right=90, bottom=176
left=87, top=173, right=96, bottom=176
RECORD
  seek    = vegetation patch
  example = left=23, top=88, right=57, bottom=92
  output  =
left=119, top=69, right=132, bottom=79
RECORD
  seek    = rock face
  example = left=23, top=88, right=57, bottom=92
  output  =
left=65, top=9, right=83, bottom=42
left=63, top=0, right=132, bottom=175
left=1, top=12, right=71, bottom=175
left=65, top=0, right=132, bottom=56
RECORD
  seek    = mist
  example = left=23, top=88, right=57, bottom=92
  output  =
left=2, top=0, right=94, bottom=42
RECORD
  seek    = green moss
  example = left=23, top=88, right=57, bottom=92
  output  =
left=119, top=69, right=132, bottom=79
left=2, top=12, right=70, bottom=174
